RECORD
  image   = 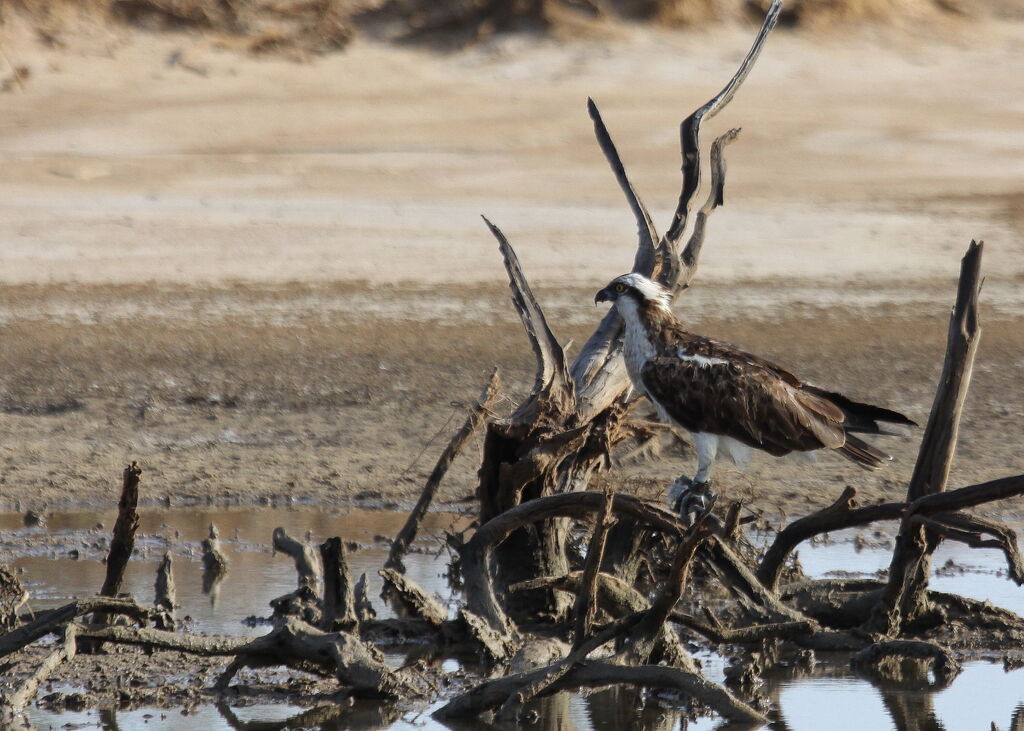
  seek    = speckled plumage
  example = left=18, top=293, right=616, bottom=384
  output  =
left=596, top=274, right=915, bottom=479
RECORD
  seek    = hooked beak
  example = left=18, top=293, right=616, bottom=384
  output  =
left=595, top=287, right=614, bottom=305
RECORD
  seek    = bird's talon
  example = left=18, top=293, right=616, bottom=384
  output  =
left=668, top=478, right=717, bottom=525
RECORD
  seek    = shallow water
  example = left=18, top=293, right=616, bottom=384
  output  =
left=4, top=508, right=1024, bottom=730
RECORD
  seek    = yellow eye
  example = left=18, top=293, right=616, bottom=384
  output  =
left=614, top=283, right=626, bottom=293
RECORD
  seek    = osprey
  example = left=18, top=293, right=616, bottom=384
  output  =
left=596, top=273, right=915, bottom=513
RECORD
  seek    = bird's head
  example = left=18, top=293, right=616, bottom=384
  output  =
left=595, top=273, right=672, bottom=311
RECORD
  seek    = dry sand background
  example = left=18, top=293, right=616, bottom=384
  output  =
left=0, top=14, right=1022, bottom=515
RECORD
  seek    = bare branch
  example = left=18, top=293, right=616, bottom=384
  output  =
left=571, top=489, right=617, bottom=648
left=663, top=0, right=782, bottom=250
left=678, top=128, right=741, bottom=286
left=911, top=512, right=1024, bottom=585
left=586, top=97, right=660, bottom=276
left=387, top=368, right=500, bottom=570
left=273, top=527, right=323, bottom=591
left=1, top=624, right=77, bottom=714
left=482, top=216, right=572, bottom=405
left=907, top=239, right=984, bottom=500
left=379, top=568, right=448, bottom=628
left=0, top=597, right=150, bottom=658
left=870, top=240, right=984, bottom=635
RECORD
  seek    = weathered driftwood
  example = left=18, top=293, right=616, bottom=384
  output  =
left=273, top=526, right=322, bottom=590
left=493, top=612, right=645, bottom=723
left=0, top=596, right=150, bottom=658
left=458, top=607, right=518, bottom=663
left=153, top=551, right=176, bottom=630
left=202, top=522, right=229, bottom=574
left=571, top=489, right=616, bottom=648
left=511, top=570, right=693, bottom=667
left=851, top=639, right=962, bottom=688
left=354, top=572, right=377, bottom=621
left=386, top=368, right=500, bottom=571
left=202, top=522, right=229, bottom=601
left=320, top=537, right=358, bottom=631
left=0, top=624, right=77, bottom=715
left=616, top=518, right=712, bottom=666
left=671, top=611, right=815, bottom=645
left=77, top=616, right=418, bottom=699
left=86, top=462, right=143, bottom=652
left=379, top=568, right=447, bottom=627
left=461, top=491, right=691, bottom=632
left=868, top=241, right=983, bottom=635
left=758, top=474, right=1024, bottom=594
left=100, top=462, right=142, bottom=598
left=438, top=629, right=765, bottom=726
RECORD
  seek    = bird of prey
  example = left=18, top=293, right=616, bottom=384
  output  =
left=595, top=273, right=916, bottom=516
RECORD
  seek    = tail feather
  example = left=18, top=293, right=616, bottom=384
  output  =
left=837, top=434, right=893, bottom=470
left=804, top=386, right=918, bottom=434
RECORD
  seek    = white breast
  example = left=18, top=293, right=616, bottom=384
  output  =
left=616, top=299, right=657, bottom=393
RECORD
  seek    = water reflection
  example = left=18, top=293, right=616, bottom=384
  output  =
left=2, top=506, right=464, bottom=635
left=6, top=510, right=1024, bottom=730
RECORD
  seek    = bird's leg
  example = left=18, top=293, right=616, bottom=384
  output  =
left=668, top=435, right=719, bottom=523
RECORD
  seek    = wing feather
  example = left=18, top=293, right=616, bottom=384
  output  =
left=640, top=356, right=843, bottom=456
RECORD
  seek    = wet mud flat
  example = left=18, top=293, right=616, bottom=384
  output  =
left=3, top=507, right=1024, bottom=730
left=1, top=279, right=1023, bottom=517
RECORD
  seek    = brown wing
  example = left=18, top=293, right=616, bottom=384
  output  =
left=639, top=356, right=845, bottom=456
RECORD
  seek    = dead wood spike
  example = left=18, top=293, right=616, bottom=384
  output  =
left=616, top=516, right=713, bottom=666
left=201, top=522, right=229, bottom=575
left=482, top=217, right=573, bottom=414
left=320, top=537, right=358, bottom=631
left=100, top=461, right=142, bottom=598
left=386, top=368, right=500, bottom=571
left=153, top=551, right=176, bottom=630
left=868, top=241, right=984, bottom=636
left=354, top=572, right=377, bottom=621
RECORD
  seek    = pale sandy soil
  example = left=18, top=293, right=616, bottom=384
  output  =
left=0, top=16, right=1022, bottom=517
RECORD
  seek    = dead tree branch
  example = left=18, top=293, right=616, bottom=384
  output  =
left=100, top=461, right=142, bottom=598
left=386, top=368, right=500, bottom=571
left=618, top=518, right=713, bottom=665
left=670, top=611, right=815, bottom=645
left=571, top=489, right=617, bottom=648
left=321, top=537, right=358, bottom=631
left=662, top=0, right=782, bottom=273
left=77, top=616, right=418, bottom=699
left=153, top=551, right=176, bottom=630
left=483, top=216, right=573, bottom=413
left=1, top=624, right=77, bottom=714
left=354, top=572, right=377, bottom=621
left=910, top=513, right=1024, bottom=585
left=273, top=526, right=323, bottom=590
left=851, top=640, right=962, bottom=688
left=379, top=568, right=447, bottom=628
left=869, top=241, right=984, bottom=636
left=0, top=597, right=150, bottom=658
